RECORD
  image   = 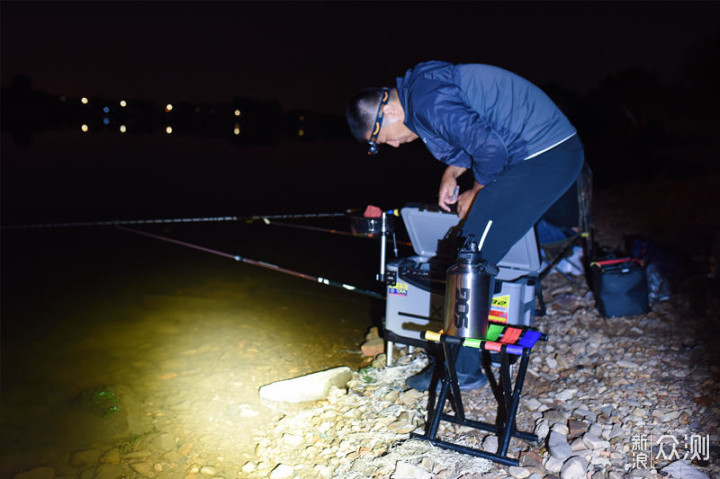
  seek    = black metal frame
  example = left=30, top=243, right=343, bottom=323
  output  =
left=410, top=334, right=539, bottom=466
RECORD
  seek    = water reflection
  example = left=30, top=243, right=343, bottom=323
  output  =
left=1, top=75, right=346, bottom=147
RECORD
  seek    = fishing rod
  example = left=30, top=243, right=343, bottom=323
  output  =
left=257, top=219, right=411, bottom=249
left=0, top=209, right=362, bottom=231
left=116, top=225, right=386, bottom=301
left=1, top=206, right=408, bottom=252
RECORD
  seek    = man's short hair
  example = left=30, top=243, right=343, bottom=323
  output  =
left=346, top=87, right=385, bottom=142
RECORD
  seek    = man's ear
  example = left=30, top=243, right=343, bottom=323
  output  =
left=382, top=102, right=403, bottom=121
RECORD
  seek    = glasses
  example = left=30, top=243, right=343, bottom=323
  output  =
left=367, top=88, right=390, bottom=155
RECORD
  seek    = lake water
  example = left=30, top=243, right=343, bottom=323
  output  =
left=0, top=131, right=433, bottom=476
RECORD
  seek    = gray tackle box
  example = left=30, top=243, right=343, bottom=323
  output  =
left=384, top=205, right=541, bottom=364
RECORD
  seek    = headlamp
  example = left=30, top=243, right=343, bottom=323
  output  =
left=367, top=88, right=390, bottom=155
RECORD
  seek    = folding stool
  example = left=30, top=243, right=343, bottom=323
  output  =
left=411, top=322, right=547, bottom=466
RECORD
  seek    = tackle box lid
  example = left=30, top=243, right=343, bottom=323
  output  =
left=400, top=204, right=541, bottom=276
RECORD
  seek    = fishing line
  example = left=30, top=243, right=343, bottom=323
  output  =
left=261, top=219, right=410, bottom=249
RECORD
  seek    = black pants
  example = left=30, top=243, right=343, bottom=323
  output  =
left=454, top=135, right=584, bottom=375
left=462, top=135, right=585, bottom=264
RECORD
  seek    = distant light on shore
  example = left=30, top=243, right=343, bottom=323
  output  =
left=81, top=97, right=89, bottom=105
left=81, top=124, right=89, bottom=132
left=166, top=126, right=173, bottom=134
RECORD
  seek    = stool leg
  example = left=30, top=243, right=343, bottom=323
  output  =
left=425, top=373, right=450, bottom=440
left=386, top=340, right=394, bottom=366
left=497, top=350, right=514, bottom=456
left=442, top=341, right=466, bottom=422
left=507, top=349, right=537, bottom=443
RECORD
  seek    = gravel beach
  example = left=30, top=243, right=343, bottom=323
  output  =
left=237, top=268, right=719, bottom=479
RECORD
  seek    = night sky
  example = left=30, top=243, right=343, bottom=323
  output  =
left=2, top=0, right=719, bottom=224
left=3, top=1, right=719, bottom=114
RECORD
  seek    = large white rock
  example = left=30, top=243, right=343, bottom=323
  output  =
left=259, top=367, right=353, bottom=403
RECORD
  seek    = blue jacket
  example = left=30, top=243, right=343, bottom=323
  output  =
left=396, top=61, right=577, bottom=185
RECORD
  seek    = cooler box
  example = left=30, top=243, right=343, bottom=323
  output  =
left=384, top=205, right=541, bottom=363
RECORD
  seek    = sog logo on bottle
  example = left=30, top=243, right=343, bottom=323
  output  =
left=453, top=287, right=470, bottom=329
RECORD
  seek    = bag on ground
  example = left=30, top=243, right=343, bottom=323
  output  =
left=590, top=258, right=649, bottom=317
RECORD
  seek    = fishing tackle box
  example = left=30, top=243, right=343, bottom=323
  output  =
left=384, top=205, right=541, bottom=364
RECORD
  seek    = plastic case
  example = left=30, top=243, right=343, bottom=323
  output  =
left=384, top=205, right=541, bottom=363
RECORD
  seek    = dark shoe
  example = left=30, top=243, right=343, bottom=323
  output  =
left=405, top=366, right=436, bottom=392
left=455, top=372, right=489, bottom=391
left=406, top=366, right=488, bottom=392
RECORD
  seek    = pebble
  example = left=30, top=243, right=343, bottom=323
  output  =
left=560, top=456, right=588, bottom=479
left=520, top=451, right=543, bottom=468
left=281, top=433, right=303, bottom=447
left=544, top=456, right=564, bottom=473
left=556, top=388, right=578, bottom=401
left=661, top=460, right=710, bottom=479
left=151, top=432, right=177, bottom=451
left=99, top=447, right=121, bottom=464
left=607, top=423, right=624, bottom=439
left=544, top=409, right=568, bottom=424
left=589, top=423, right=603, bottom=437
left=94, top=464, right=129, bottom=479
left=268, top=464, right=294, bottom=479
left=524, top=397, right=542, bottom=411
left=534, top=419, right=550, bottom=441
left=361, top=337, right=385, bottom=357
left=548, top=431, right=573, bottom=460
left=393, top=461, right=432, bottom=479
left=483, top=435, right=499, bottom=453
left=616, top=359, right=639, bottom=369
left=573, top=408, right=596, bottom=422
left=568, top=419, right=587, bottom=435
left=509, top=465, right=531, bottom=478
left=199, top=466, right=217, bottom=475
left=130, top=462, right=154, bottom=477
left=582, top=432, right=608, bottom=450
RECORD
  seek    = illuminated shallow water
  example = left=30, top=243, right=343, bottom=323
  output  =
left=1, top=222, right=387, bottom=476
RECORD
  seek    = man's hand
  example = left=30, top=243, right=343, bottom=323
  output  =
left=457, top=182, right=484, bottom=219
left=438, top=179, right=459, bottom=212
left=438, top=166, right=467, bottom=212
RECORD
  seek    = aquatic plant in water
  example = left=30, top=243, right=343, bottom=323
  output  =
left=78, top=387, right=121, bottom=417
